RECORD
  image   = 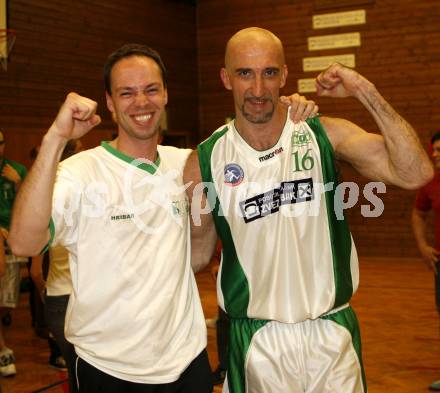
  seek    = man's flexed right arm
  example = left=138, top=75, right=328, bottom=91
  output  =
left=8, top=93, right=101, bottom=256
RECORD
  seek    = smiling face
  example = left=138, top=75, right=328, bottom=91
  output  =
left=105, top=55, right=168, bottom=142
left=221, top=28, right=287, bottom=125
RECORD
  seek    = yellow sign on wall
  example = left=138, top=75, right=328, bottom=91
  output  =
left=313, top=10, right=366, bottom=29
left=308, top=32, right=361, bottom=51
left=0, top=0, right=7, bottom=59
left=303, top=54, right=355, bottom=72
left=0, top=0, right=5, bottom=30
left=297, top=78, right=317, bottom=93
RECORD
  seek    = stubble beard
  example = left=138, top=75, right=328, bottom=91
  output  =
left=240, top=98, right=275, bottom=124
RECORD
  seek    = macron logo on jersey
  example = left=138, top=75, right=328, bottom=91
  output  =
left=258, top=147, right=284, bottom=162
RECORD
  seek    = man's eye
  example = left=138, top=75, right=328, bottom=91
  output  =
left=239, top=70, right=251, bottom=77
left=265, top=69, right=278, bottom=77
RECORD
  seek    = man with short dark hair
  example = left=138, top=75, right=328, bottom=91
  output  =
left=412, top=131, right=440, bottom=392
left=8, top=44, right=212, bottom=393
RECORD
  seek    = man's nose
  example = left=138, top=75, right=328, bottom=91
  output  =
left=252, top=75, right=264, bottom=97
left=135, top=92, right=149, bottom=106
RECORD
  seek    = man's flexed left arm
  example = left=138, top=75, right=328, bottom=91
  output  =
left=316, top=63, right=433, bottom=189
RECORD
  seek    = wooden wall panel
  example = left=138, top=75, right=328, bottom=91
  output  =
left=197, top=0, right=440, bottom=257
left=1, top=0, right=438, bottom=258
left=0, top=0, right=198, bottom=169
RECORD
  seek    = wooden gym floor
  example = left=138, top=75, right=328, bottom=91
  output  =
left=0, top=257, right=438, bottom=393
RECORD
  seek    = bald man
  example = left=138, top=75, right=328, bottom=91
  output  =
left=184, top=27, right=433, bottom=393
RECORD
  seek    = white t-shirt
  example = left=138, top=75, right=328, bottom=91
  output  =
left=50, top=142, right=206, bottom=383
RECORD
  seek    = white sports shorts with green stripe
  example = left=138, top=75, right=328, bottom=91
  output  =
left=223, top=305, right=366, bottom=393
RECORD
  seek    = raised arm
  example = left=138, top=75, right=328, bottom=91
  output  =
left=316, top=63, right=433, bottom=189
left=183, top=150, right=218, bottom=273
left=8, top=93, right=101, bottom=256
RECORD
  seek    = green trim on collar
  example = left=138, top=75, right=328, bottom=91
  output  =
left=101, top=141, right=161, bottom=175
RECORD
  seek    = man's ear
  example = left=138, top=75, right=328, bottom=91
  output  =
left=280, top=64, right=288, bottom=88
left=220, top=68, right=232, bottom=90
left=105, top=92, right=115, bottom=113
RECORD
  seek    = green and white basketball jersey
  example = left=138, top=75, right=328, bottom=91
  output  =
left=198, top=115, right=359, bottom=323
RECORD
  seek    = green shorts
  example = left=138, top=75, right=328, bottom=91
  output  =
left=224, top=305, right=367, bottom=393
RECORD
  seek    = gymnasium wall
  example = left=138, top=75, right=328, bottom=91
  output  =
left=0, top=0, right=199, bottom=168
left=0, top=1, right=438, bottom=257
left=197, top=0, right=440, bottom=257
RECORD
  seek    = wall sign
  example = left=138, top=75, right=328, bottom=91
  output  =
left=303, top=54, right=355, bottom=72
left=297, top=78, right=317, bottom=93
left=313, top=10, right=366, bottom=29
left=308, top=32, right=361, bottom=51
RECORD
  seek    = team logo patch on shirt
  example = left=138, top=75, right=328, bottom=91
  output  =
left=291, top=129, right=312, bottom=146
left=239, top=178, right=314, bottom=223
left=224, top=163, right=244, bottom=186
